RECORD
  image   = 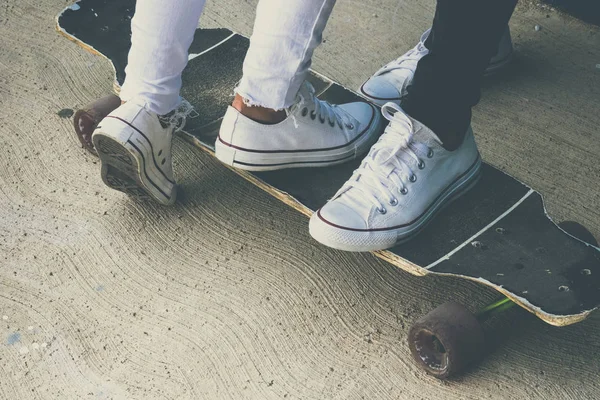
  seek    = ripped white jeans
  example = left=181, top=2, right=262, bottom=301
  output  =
left=119, top=0, right=336, bottom=115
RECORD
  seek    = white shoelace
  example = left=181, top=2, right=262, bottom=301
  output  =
left=159, top=99, right=199, bottom=132
left=339, top=103, right=432, bottom=213
left=292, top=82, right=355, bottom=130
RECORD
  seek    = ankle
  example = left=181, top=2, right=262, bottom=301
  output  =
left=232, top=94, right=286, bottom=125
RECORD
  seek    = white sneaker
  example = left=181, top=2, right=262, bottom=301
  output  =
left=215, top=82, right=382, bottom=171
left=309, top=103, right=481, bottom=252
left=92, top=99, right=194, bottom=205
left=360, top=27, right=513, bottom=107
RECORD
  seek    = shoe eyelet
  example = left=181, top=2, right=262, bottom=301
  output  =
left=345, top=123, right=355, bottom=130
left=409, top=174, right=417, bottom=183
left=158, top=149, right=163, bottom=157
left=310, top=111, right=316, bottom=120
left=418, top=160, right=425, bottom=170
left=319, top=116, right=326, bottom=124
left=377, top=207, right=387, bottom=215
left=427, top=149, right=434, bottom=158
left=400, top=187, right=408, bottom=195
left=301, top=107, right=308, bottom=117
left=161, top=158, right=166, bottom=165
left=389, top=198, right=398, bottom=206
left=329, top=120, right=336, bottom=127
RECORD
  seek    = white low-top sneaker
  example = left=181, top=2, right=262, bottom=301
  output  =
left=309, top=103, right=481, bottom=252
left=360, top=27, right=513, bottom=107
left=92, top=99, right=194, bottom=205
left=215, top=82, right=382, bottom=171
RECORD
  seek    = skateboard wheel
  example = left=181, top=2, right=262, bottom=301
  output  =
left=73, top=94, right=121, bottom=156
left=559, top=221, right=599, bottom=247
left=408, top=302, right=485, bottom=379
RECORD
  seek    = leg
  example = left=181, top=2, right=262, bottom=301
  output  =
left=404, top=0, right=518, bottom=150
left=92, top=0, right=206, bottom=205
left=236, top=0, right=335, bottom=110
left=215, top=0, right=383, bottom=171
left=360, top=9, right=514, bottom=113
left=310, top=1, right=518, bottom=251
left=120, top=0, right=206, bottom=115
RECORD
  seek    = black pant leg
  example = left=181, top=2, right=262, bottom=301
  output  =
left=402, top=0, right=518, bottom=150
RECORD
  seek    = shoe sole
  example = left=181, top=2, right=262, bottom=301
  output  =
left=93, top=127, right=176, bottom=206
left=214, top=105, right=382, bottom=172
left=309, top=156, right=482, bottom=252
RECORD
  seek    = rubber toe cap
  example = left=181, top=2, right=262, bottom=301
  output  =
left=360, top=77, right=401, bottom=105
left=315, top=202, right=367, bottom=231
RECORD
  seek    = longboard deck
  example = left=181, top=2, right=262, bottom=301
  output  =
left=57, top=0, right=600, bottom=326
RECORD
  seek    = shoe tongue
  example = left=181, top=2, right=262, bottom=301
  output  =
left=411, top=118, right=444, bottom=147
left=297, top=81, right=316, bottom=101
left=371, top=145, right=403, bottom=170
left=369, top=116, right=442, bottom=175
left=289, top=81, right=317, bottom=116
left=419, top=29, right=431, bottom=49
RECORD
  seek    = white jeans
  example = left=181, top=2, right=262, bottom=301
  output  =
left=120, top=0, right=336, bottom=115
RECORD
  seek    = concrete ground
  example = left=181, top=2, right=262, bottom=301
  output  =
left=1, top=0, right=599, bottom=399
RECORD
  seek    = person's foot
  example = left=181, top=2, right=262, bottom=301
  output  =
left=359, top=27, right=513, bottom=107
left=309, top=103, right=481, bottom=252
left=215, top=82, right=382, bottom=171
left=92, top=99, right=194, bottom=205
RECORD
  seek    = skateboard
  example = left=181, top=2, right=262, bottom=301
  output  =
left=57, top=0, right=600, bottom=379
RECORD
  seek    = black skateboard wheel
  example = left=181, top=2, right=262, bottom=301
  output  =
left=559, top=221, right=599, bottom=247
left=73, top=94, right=121, bottom=156
left=408, top=302, right=485, bottom=379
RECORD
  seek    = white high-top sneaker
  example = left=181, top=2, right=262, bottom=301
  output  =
left=92, top=99, right=194, bottom=205
left=309, top=103, right=481, bottom=252
left=215, top=82, right=382, bottom=171
left=360, top=27, right=513, bottom=107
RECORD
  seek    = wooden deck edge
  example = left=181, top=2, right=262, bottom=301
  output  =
left=55, top=15, right=122, bottom=95
left=179, top=131, right=594, bottom=327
